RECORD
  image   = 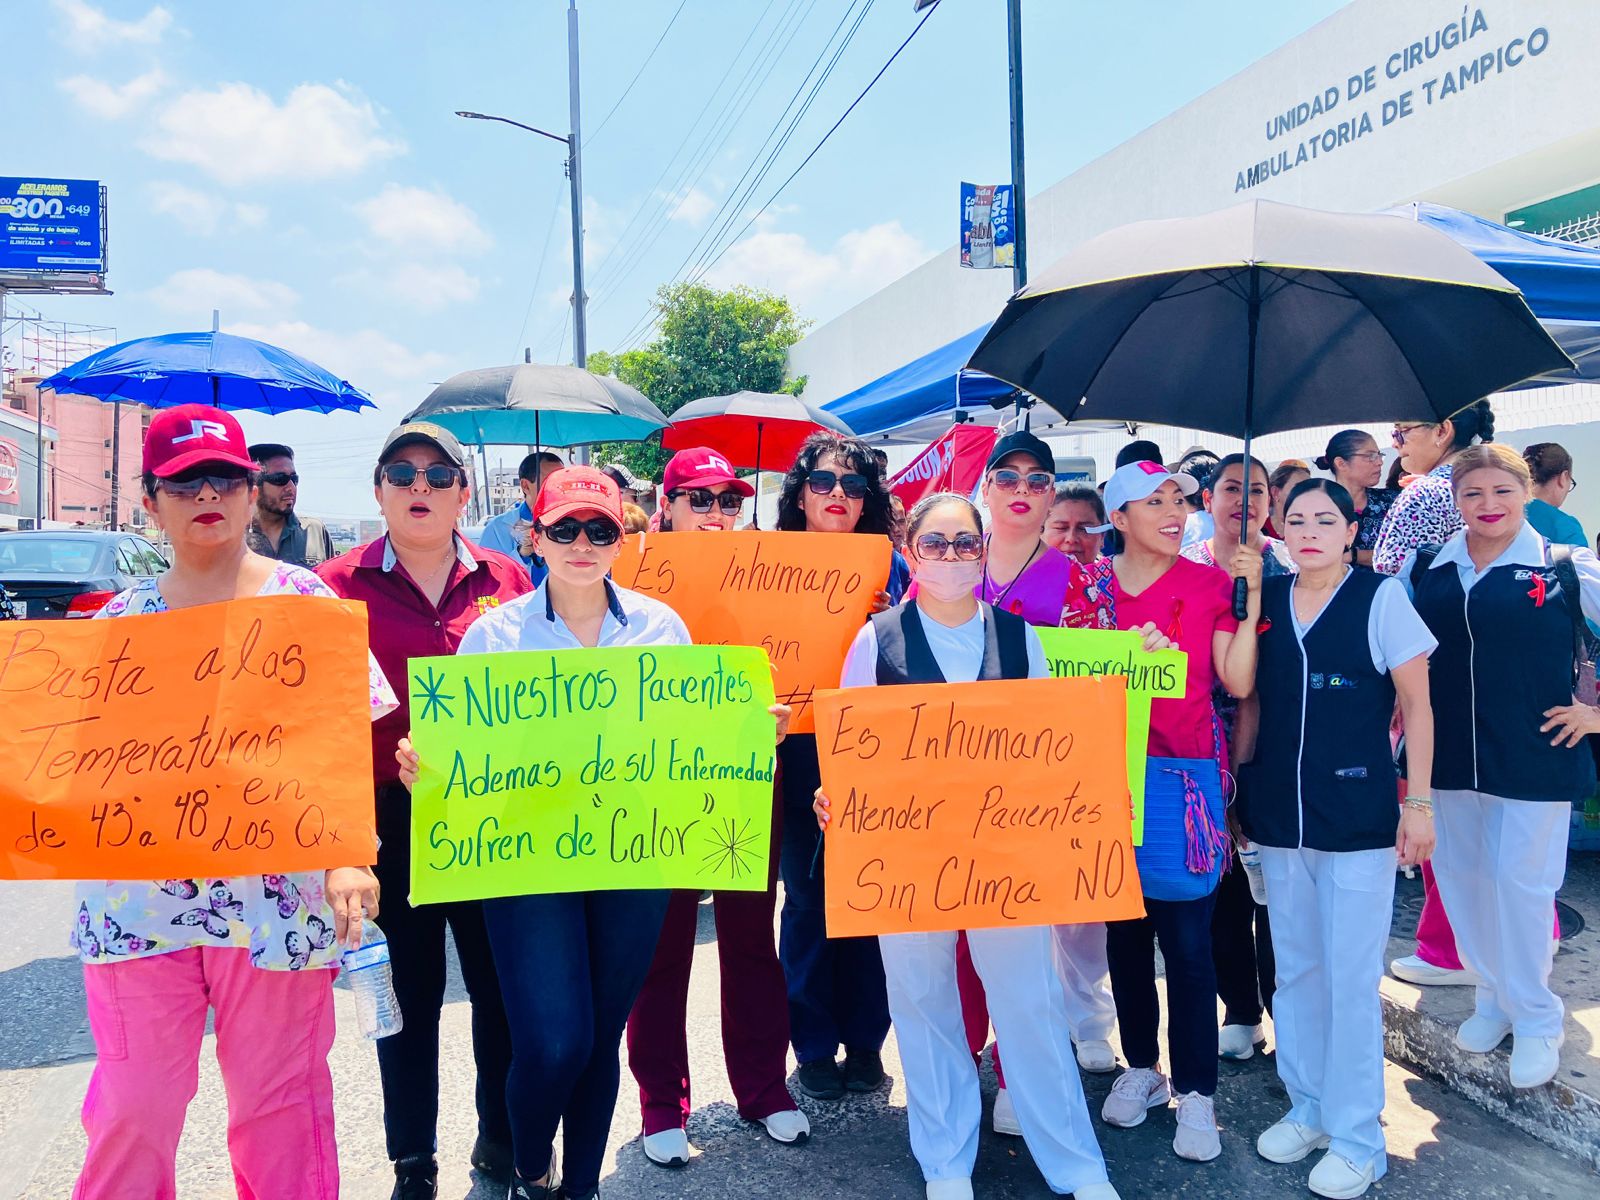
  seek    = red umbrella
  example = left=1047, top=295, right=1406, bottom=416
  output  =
left=663, top=390, right=854, bottom=470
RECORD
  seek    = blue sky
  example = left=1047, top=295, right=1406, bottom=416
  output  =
left=10, top=0, right=1347, bottom=516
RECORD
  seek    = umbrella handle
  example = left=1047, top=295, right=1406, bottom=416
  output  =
left=1232, top=576, right=1249, bottom=623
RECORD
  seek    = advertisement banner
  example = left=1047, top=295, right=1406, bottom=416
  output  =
left=960, top=182, right=1015, bottom=270
left=0, top=597, right=378, bottom=880
left=406, top=645, right=778, bottom=905
left=888, top=424, right=999, bottom=508
left=0, top=438, right=19, bottom=506
left=0, top=178, right=105, bottom=277
left=610, top=531, right=890, bottom=734
left=816, top=675, right=1144, bottom=937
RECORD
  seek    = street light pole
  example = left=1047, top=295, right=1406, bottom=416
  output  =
left=1006, top=0, right=1027, bottom=292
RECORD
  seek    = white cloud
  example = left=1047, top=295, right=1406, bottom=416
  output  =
left=59, top=68, right=167, bottom=118
left=338, top=262, right=481, bottom=313
left=354, top=184, right=488, bottom=254
left=225, top=320, right=449, bottom=382
left=147, top=182, right=269, bottom=236
left=141, top=82, right=404, bottom=185
left=703, top=219, right=933, bottom=322
left=53, top=0, right=171, bottom=48
left=666, top=186, right=716, bottom=225
left=146, top=268, right=299, bottom=317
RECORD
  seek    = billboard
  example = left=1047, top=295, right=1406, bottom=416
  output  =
left=0, top=177, right=107, bottom=292
left=960, top=182, right=1014, bottom=270
left=0, top=438, right=19, bottom=506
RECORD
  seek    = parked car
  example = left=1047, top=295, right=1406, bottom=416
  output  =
left=0, top=530, right=168, bottom=619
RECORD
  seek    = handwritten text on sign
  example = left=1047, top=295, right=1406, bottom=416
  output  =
left=0, top=597, right=377, bottom=879
left=815, top=676, right=1146, bottom=937
left=407, top=645, right=777, bottom=904
left=610, top=531, right=890, bottom=734
left=1034, top=627, right=1187, bottom=847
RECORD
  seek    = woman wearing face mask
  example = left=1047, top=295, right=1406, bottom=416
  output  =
left=1401, top=444, right=1600, bottom=1093
left=1065, top=461, right=1261, bottom=1164
left=773, top=432, right=905, bottom=1100
left=623, top=448, right=811, bottom=1164
left=1044, top=483, right=1107, bottom=565
left=813, top=493, right=1121, bottom=1200
left=398, top=467, right=790, bottom=1200
left=1316, top=430, right=1397, bottom=569
left=71, top=405, right=396, bottom=1200
left=1241, top=479, right=1436, bottom=1200
left=1181, top=454, right=1292, bottom=1064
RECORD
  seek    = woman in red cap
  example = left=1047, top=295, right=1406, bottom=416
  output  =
left=71, top=404, right=396, bottom=1200
left=624, top=448, right=810, bottom=1167
left=397, top=465, right=790, bottom=1200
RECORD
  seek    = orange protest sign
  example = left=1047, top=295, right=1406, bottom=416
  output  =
left=610, top=530, right=891, bottom=733
left=0, top=596, right=378, bottom=880
left=815, top=676, right=1145, bottom=937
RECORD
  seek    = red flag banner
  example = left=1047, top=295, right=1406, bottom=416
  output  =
left=888, top=425, right=999, bottom=508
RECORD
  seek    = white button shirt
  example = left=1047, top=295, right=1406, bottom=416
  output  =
left=457, top=578, right=692, bottom=654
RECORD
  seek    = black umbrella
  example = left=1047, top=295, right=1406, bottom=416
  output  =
left=402, top=363, right=667, bottom=447
left=969, top=199, right=1573, bottom=615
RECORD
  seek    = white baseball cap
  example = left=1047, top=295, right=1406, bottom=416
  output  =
left=1090, top=460, right=1199, bottom=532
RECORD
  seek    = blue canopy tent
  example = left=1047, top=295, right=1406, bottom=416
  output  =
left=821, top=325, right=1019, bottom=442
left=1391, top=202, right=1600, bottom=385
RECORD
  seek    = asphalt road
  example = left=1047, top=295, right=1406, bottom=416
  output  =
left=2, top=879, right=1595, bottom=1199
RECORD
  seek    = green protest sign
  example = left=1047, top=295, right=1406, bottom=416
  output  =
left=406, top=645, right=777, bottom=904
left=1032, top=627, right=1187, bottom=845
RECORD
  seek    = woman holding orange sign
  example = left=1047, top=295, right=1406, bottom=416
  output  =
left=814, top=492, right=1120, bottom=1200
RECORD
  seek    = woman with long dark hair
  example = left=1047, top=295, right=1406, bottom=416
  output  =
left=774, top=431, right=905, bottom=1100
left=1315, top=430, right=1397, bottom=568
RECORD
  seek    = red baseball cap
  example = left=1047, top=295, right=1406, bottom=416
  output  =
left=142, top=404, right=260, bottom=478
left=662, top=447, right=755, bottom=497
left=533, top=466, right=624, bottom=527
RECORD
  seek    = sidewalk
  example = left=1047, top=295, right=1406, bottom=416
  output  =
left=1380, top=849, right=1600, bottom=1171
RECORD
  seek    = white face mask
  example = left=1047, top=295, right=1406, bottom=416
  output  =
left=914, top=556, right=983, bottom=602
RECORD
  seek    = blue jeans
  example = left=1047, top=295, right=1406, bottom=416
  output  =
left=1105, top=892, right=1219, bottom=1096
left=777, top=735, right=891, bottom=1063
left=483, top=889, right=670, bottom=1193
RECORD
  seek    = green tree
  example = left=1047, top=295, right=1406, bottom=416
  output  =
left=588, top=282, right=809, bottom=481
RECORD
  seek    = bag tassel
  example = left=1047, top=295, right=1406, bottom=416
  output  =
left=1165, top=766, right=1231, bottom=876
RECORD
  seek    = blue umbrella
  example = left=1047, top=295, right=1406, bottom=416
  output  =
left=403, top=364, right=666, bottom=447
left=40, top=330, right=374, bottom=414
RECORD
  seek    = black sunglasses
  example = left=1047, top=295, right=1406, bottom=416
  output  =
left=806, top=469, right=870, bottom=500
left=669, top=488, right=743, bottom=514
left=156, top=473, right=250, bottom=498
left=913, top=531, right=984, bottom=560
left=539, top=517, right=622, bottom=546
left=260, top=471, right=300, bottom=486
left=381, top=463, right=464, bottom=490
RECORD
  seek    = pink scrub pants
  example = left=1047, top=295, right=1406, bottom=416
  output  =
left=73, top=947, right=338, bottom=1200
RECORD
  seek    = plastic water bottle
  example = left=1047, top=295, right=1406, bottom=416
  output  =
left=1237, top=841, right=1268, bottom=906
left=343, top=923, right=403, bottom=1039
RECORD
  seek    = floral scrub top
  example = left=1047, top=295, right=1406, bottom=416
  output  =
left=1353, top=486, right=1399, bottom=557
left=1371, top=464, right=1462, bottom=576
left=70, top=563, right=398, bottom=971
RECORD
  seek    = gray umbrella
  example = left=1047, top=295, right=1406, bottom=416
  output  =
left=402, top=364, right=667, bottom=447
left=968, top=199, right=1573, bottom=613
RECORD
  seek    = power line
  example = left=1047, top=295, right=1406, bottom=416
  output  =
left=584, top=0, right=691, bottom=147
left=512, top=178, right=569, bottom=360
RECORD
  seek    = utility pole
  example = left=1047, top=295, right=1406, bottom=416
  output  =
left=568, top=0, right=587, bottom=373
left=1007, top=0, right=1028, bottom=292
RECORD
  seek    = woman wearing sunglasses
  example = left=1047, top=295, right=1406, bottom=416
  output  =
left=71, top=405, right=396, bottom=1200
left=624, top=449, right=812, bottom=1165
left=398, top=466, right=789, bottom=1200
left=318, top=423, right=534, bottom=1200
left=1315, top=430, right=1397, bottom=569
left=772, top=432, right=906, bottom=1100
left=812, top=492, right=1120, bottom=1200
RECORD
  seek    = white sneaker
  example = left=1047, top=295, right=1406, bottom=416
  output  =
left=991, top=1086, right=1021, bottom=1136
left=1072, top=1184, right=1122, bottom=1200
left=1218, top=1023, right=1264, bottom=1061
left=1455, top=1014, right=1512, bottom=1054
left=641, top=1127, right=689, bottom=1167
left=1172, top=1091, right=1221, bottom=1162
left=1308, top=1150, right=1376, bottom=1198
left=1101, top=1067, right=1171, bottom=1128
left=1076, top=1037, right=1117, bottom=1073
left=1255, top=1118, right=1330, bottom=1163
left=758, top=1108, right=811, bottom=1144
left=925, top=1179, right=973, bottom=1200
left=1389, top=954, right=1480, bottom=987
left=1509, top=1032, right=1564, bottom=1089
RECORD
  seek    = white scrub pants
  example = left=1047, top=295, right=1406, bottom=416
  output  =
left=879, top=925, right=1109, bottom=1195
left=1432, top=789, right=1570, bottom=1038
left=1260, top=845, right=1395, bottom=1178
left=1052, top=922, right=1116, bottom=1043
